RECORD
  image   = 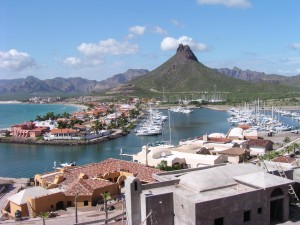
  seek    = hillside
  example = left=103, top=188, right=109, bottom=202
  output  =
left=129, top=44, right=298, bottom=99
left=0, top=69, right=148, bottom=100
left=216, top=67, right=300, bottom=88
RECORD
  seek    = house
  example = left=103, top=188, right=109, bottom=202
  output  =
left=248, top=139, right=273, bottom=156
left=132, top=144, right=228, bottom=168
left=7, top=158, right=161, bottom=218
left=2, top=186, right=65, bottom=218
left=44, top=128, right=80, bottom=140
left=11, top=122, right=48, bottom=138
left=125, top=163, right=293, bottom=225
left=217, top=147, right=250, bottom=164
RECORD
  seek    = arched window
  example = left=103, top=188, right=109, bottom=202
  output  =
left=271, top=188, right=284, bottom=197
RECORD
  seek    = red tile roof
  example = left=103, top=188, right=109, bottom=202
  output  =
left=42, top=158, right=161, bottom=196
left=272, top=155, right=296, bottom=163
left=218, top=147, right=250, bottom=156
left=248, top=139, right=273, bottom=148
left=50, top=128, right=78, bottom=134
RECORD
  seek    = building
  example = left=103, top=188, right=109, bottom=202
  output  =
left=248, top=139, right=274, bottom=156
left=0, top=159, right=162, bottom=219
left=125, top=163, right=293, bottom=225
left=132, top=144, right=228, bottom=168
left=217, top=147, right=250, bottom=164
left=11, top=122, right=49, bottom=138
left=44, top=128, right=80, bottom=140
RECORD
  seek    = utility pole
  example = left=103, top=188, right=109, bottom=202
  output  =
left=75, top=193, right=78, bottom=224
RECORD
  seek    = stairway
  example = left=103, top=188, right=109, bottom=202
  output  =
left=275, top=162, right=300, bottom=205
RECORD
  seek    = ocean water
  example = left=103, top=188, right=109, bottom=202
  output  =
left=0, top=107, right=232, bottom=178
left=0, top=103, right=80, bottom=129
left=1, top=105, right=299, bottom=178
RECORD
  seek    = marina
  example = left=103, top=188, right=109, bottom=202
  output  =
left=1, top=104, right=300, bottom=178
left=0, top=107, right=231, bottom=178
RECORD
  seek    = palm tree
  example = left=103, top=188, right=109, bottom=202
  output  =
left=291, top=143, right=299, bottom=153
left=57, top=120, right=68, bottom=129
left=101, top=192, right=111, bottom=225
left=92, top=120, right=103, bottom=134
left=39, top=212, right=49, bottom=225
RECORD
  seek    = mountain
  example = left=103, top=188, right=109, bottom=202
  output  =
left=129, top=44, right=297, bottom=96
left=0, top=69, right=148, bottom=99
left=216, top=67, right=300, bottom=88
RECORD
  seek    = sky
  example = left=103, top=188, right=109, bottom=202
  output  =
left=0, top=0, right=300, bottom=81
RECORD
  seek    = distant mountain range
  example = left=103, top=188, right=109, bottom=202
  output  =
left=0, top=69, right=148, bottom=99
left=1, top=45, right=300, bottom=101
left=216, top=67, right=300, bottom=87
left=127, top=44, right=299, bottom=99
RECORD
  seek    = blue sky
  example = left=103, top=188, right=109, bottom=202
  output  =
left=0, top=0, right=300, bottom=81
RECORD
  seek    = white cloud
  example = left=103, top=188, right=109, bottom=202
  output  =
left=62, top=57, right=82, bottom=66
left=62, top=38, right=139, bottom=68
left=153, top=26, right=168, bottom=35
left=61, top=56, right=105, bottom=67
left=128, top=26, right=146, bottom=35
left=170, top=19, right=184, bottom=28
left=197, top=0, right=251, bottom=8
left=290, top=43, right=300, bottom=50
left=296, top=69, right=300, bottom=74
left=161, top=36, right=208, bottom=51
left=78, top=38, right=139, bottom=57
left=0, top=49, right=35, bottom=71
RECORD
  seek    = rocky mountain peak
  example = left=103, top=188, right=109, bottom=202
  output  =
left=176, top=44, right=198, bottom=61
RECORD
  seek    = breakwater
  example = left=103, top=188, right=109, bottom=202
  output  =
left=0, top=130, right=129, bottom=146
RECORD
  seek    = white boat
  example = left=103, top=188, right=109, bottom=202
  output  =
left=136, top=129, right=161, bottom=136
left=60, top=161, right=76, bottom=167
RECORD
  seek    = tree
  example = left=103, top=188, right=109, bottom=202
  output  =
left=39, top=212, right=49, bottom=225
left=283, top=137, right=291, bottom=144
left=291, top=143, right=299, bottom=153
left=101, top=192, right=111, bottom=225
left=35, top=115, right=43, bottom=121
left=92, top=120, right=103, bottom=134
left=57, top=120, right=68, bottom=129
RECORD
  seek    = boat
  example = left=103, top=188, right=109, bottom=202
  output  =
left=60, top=161, right=76, bottom=167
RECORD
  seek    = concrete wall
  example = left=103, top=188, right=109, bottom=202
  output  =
left=125, top=177, right=142, bottom=225
left=194, top=189, right=269, bottom=225
left=141, top=192, right=174, bottom=225
left=173, top=191, right=196, bottom=225
left=29, top=192, right=66, bottom=217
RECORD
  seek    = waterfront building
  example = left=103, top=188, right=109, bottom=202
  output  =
left=11, top=122, right=49, bottom=138
left=44, top=128, right=80, bottom=140
left=132, top=144, right=228, bottom=168
left=0, top=159, right=162, bottom=219
left=125, top=163, right=293, bottom=225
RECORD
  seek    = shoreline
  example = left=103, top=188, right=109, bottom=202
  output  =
left=0, top=129, right=130, bottom=146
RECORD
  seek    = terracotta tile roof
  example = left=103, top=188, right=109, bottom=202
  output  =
left=248, top=139, right=273, bottom=148
left=50, top=128, right=78, bottom=134
left=272, top=156, right=296, bottom=163
left=42, top=158, right=161, bottom=195
left=218, top=147, right=250, bottom=156
left=64, top=179, right=113, bottom=196
left=197, top=136, right=232, bottom=143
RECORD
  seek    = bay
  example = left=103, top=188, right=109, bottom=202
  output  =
left=0, top=103, right=81, bottom=129
left=0, top=107, right=231, bottom=178
left=1, top=105, right=299, bottom=179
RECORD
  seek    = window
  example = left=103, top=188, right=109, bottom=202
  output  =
left=84, top=200, right=88, bottom=206
left=214, top=217, right=224, bottom=225
left=244, top=210, right=251, bottom=222
left=257, top=208, right=262, bottom=214
left=134, top=181, right=138, bottom=191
